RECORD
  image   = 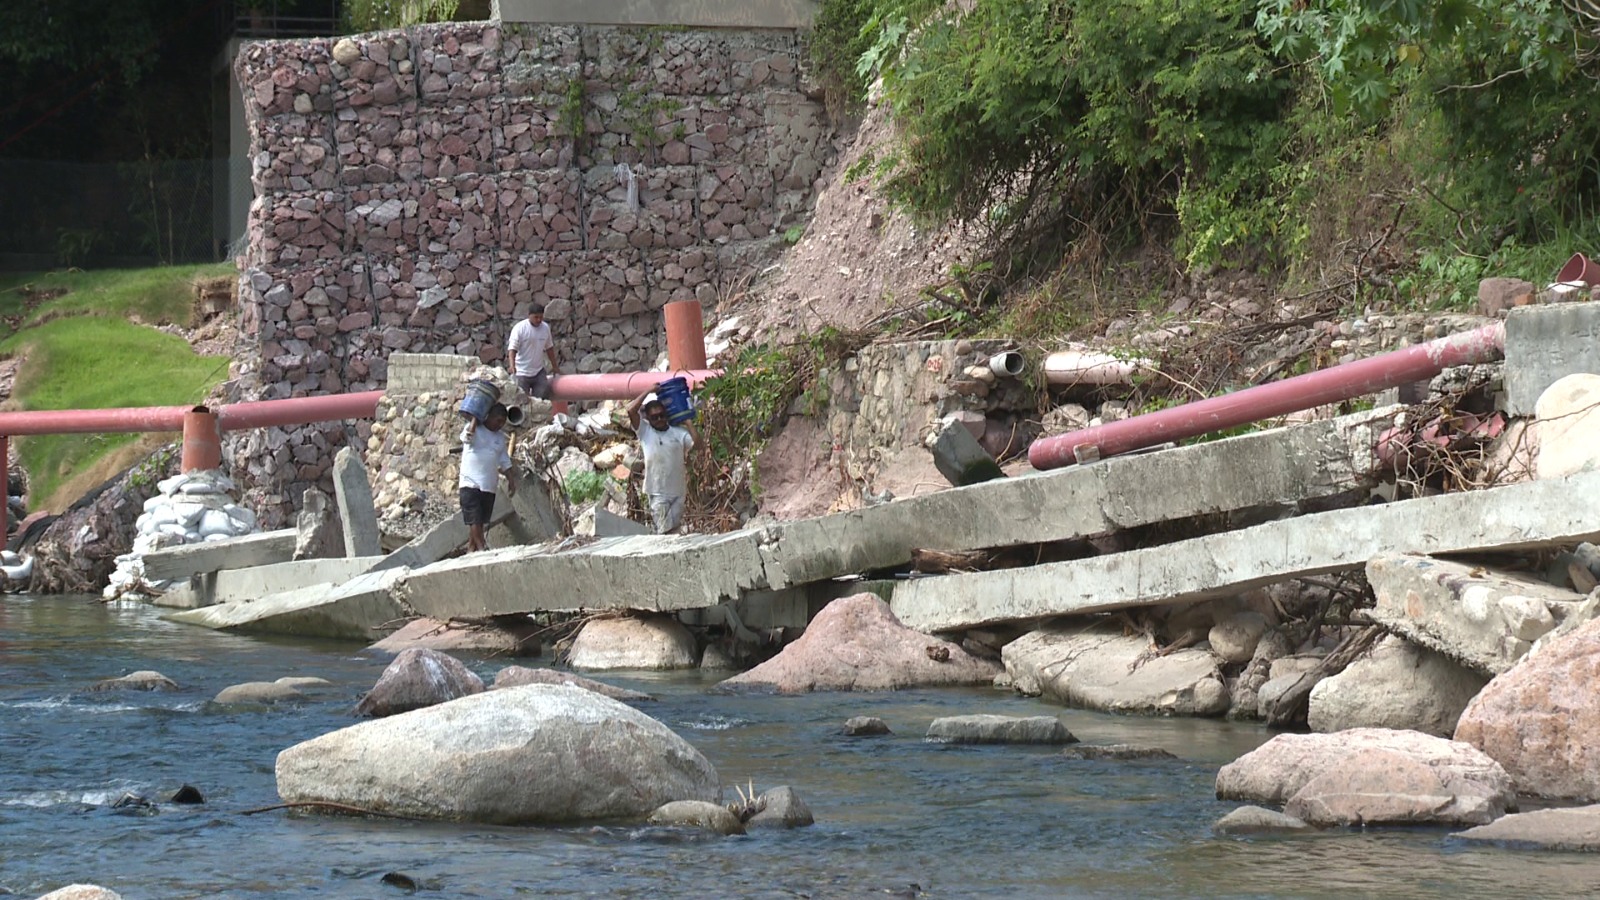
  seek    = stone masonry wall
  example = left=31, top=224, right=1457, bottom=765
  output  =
left=229, top=21, right=830, bottom=524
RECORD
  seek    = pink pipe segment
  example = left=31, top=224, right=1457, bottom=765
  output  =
left=0, top=405, right=195, bottom=436
left=547, top=369, right=721, bottom=401
left=216, top=391, right=383, bottom=430
left=1028, top=322, right=1507, bottom=470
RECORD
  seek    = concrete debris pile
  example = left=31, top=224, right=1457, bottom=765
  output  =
left=104, top=470, right=258, bottom=601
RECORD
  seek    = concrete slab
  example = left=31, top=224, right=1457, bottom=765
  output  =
left=1504, top=301, right=1600, bottom=415
left=766, top=407, right=1398, bottom=586
left=395, top=530, right=775, bottom=619
left=141, top=529, right=298, bottom=581
left=165, top=568, right=410, bottom=641
left=1365, top=554, right=1586, bottom=675
left=929, top=416, right=1001, bottom=486
left=334, top=447, right=382, bottom=558
left=889, top=470, right=1600, bottom=633
left=488, top=477, right=564, bottom=548
left=155, top=556, right=388, bottom=610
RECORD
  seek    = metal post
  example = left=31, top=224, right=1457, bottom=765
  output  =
left=181, top=407, right=223, bottom=473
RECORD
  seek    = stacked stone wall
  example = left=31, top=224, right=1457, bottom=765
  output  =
left=230, top=21, right=831, bottom=524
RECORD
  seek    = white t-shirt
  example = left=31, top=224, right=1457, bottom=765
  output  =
left=506, top=318, right=553, bottom=377
left=459, top=424, right=511, bottom=492
left=639, top=424, right=694, bottom=497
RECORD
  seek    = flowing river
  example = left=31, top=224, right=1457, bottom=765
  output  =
left=4, top=595, right=1600, bottom=898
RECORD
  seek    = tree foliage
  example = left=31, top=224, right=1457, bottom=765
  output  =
left=343, top=0, right=463, bottom=32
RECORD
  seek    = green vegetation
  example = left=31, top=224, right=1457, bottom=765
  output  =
left=563, top=469, right=613, bottom=505
left=343, top=0, right=462, bottom=31
left=812, top=0, right=1600, bottom=317
left=0, top=265, right=233, bottom=509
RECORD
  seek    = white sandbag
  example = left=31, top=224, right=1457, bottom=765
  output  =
left=197, top=508, right=234, bottom=538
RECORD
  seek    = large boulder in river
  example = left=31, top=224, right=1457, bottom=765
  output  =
left=1307, top=636, right=1488, bottom=737
left=718, top=593, right=999, bottom=693
left=567, top=615, right=698, bottom=671
left=1217, top=727, right=1514, bottom=827
left=1454, top=805, right=1600, bottom=850
left=354, top=648, right=485, bottom=718
left=368, top=616, right=542, bottom=657
left=493, top=665, right=655, bottom=702
left=926, top=715, right=1077, bottom=745
left=1455, top=615, right=1600, bottom=800
left=88, top=670, right=177, bottom=692
left=1003, top=626, right=1229, bottom=716
left=277, top=684, right=719, bottom=824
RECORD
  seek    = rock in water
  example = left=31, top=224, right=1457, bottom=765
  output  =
left=566, top=615, right=699, bottom=671
left=88, top=670, right=178, bottom=692
left=1307, top=635, right=1488, bottom=737
left=842, top=716, right=891, bottom=736
left=492, top=666, right=655, bottom=702
left=926, top=714, right=1076, bottom=745
left=718, top=593, right=999, bottom=692
left=354, top=647, right=485, bottom=718
left=1213, top=806, right=1314, bottom=835
left=648, top=800, right=745, bottom=835
left=1454, top=805, right=1600, bottom=850
left=748, top=785, right=814, bottom=828
left=1002, top=626, right=1229, bottom=716
left=277, top=684, right=720, bottom=824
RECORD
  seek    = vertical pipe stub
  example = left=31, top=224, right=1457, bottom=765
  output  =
left=664, top=300, right=708, bottom=371
left=181, top=407, right=222, bottom=473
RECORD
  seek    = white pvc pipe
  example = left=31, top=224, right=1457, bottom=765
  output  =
left=1043, top=350, right=1155, bottom=387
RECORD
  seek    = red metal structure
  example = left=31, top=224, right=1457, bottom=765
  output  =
left=1027, top=322, right=1507, bottom=470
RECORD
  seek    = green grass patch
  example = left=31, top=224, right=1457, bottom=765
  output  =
left=0, top=268, right=233, bottom=509
left=0, top=263, right=232, bottom=340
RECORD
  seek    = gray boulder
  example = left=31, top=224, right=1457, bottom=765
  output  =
left=1003, top=626, right=1229, bottom=716
left=1213, top=805, right=1315, bottom=836
left=88, top=670, right=177, bottom=692
left=843, top=716, right=891, bottom=736
left=275, top=676, right=333, bottom=690
left=1217, top=727, right=1515, bottom=827
left=1209, top=611, right=1270, bottom=664
left=213, top=682, right=305, bottom=705
left=354, top=648, right=485, bottom=718
left=748, top=785, right=814, bottom=829
left=926, top=714, right=1076, bottom=745
left=277, top=684, right=720, bottom=824
left=568, top=615, right=698, bottom=671
left=1454, top=805, right=1600, bottom=850
left=492, top=666, right=655, bottom=702
left=1307, top=635, right=1488, bottom=736
left=648, top=799, right=745, bottom=835
left=34, top=887, right=123, bottom=900
left=1061, top=745, right=1176, bottom=761
left=368, top=616, right=541, bottom=657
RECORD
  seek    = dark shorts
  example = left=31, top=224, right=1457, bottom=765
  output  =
left=459, top=487, right=496, bottom=526
left=516, top=370, right=551, bottom=399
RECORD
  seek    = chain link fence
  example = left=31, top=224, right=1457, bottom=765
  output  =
left=0, top=158, right=223, bottom=270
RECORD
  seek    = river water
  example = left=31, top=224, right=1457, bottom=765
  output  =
left=3, top=596, right=1599, bottom=899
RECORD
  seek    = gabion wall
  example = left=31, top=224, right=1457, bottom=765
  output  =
left=230, top=21, right=831, bottom=524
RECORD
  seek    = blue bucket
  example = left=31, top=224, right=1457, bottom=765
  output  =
left=458, top=379, right=501, bottom=422
left=655, top=376, right=696, bottom=425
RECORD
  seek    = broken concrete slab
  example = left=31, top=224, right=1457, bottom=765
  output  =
left=766, top=406, right=1398, bottom=586
left=928, top=415, right=1002, bottom=486
left=334, top=447, right=382, bottom=558
left=394, top=530, right=775, bottom=620
left=891, top=470, right=1600, bottom=633
left=1504, top=301, right=1600, bottom=415
left=165, top=568, right=409, bottom=641
left=154, top=556, right=386, bottom=609
left=140, top=528, right=297, bottom=581
left=488, top=476, right=564, bottom=548
left=294, top=487, right=341, bottom=560
left=1365, top=554, right=1587, bottom=675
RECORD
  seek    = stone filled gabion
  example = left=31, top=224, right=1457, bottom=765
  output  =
left=106, top=470, right=259, bottom=600
left=231, top=22, right=832, bottom=525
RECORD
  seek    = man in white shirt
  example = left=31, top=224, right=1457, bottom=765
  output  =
left=459, top=403, right=518, bottom=552
left=626, top=388, right=698, bottom=534
left=506, top=304, right=558, bottom=399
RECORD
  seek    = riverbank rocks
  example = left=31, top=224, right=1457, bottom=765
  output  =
left=354, top=648, right=485, bottom=717
left=648, top=799, right=744, bottom=835
left=1534, top=373, right=1600, bottom=479
left=492, top=665, right=654, bottom=702
left=926, top=715, right=1077, bottom=745
left=1212, top=806, right=1315, bottom=836
left=276, top=684, right=720, bottom=824
left=1366, top=553, right=1584, bottom=674
left=1209, top=611, right=1270, bottom=664
left=88, top=671, right=177, bottom=692
left=718, top=593, right=1000, bottom=693
left=1454, top=805, right=1600, bottom=850
left=1002, top=626, right=1229, bottom=716
left=213, top=681, right=306, bottom=705
left=1454, top=615, right=1600, bottom=801
left=1307, top=636, right=1488, bottom=737
left=368, top=616, right=542, bottom=656
left=567, top=614, right=698, bottom=671
left=1216, top=728, right=1515, bottom=827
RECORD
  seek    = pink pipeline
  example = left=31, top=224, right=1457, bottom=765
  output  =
left=1026, top=322, right=1507, bottom=470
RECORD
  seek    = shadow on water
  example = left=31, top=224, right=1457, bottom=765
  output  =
left=3, top=595, right=1600, bottom=898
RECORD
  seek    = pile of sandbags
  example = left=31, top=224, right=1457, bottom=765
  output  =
left=104, top=470, right=258, bottom=600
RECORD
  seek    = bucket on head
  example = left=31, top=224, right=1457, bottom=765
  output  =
left=458, top=379, right=501, bottom=422
left=1556, top=252, right=1600, bottom=287
left=655, top=376, right=697, bottom=425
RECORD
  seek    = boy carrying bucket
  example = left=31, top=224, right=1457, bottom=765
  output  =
left=626, top=387, right=698, bottom=534
left=460, top=402, right=519, bottom=552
